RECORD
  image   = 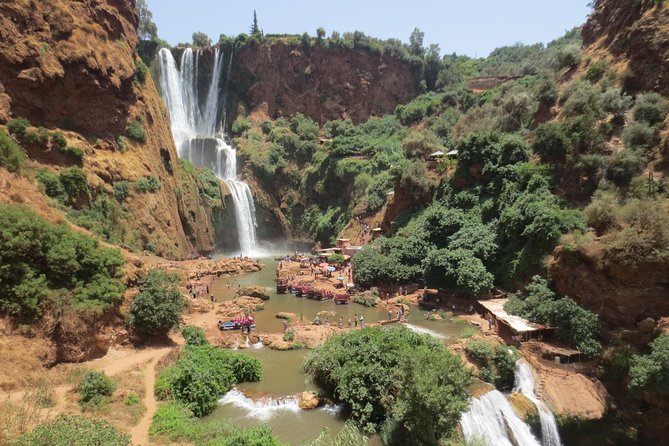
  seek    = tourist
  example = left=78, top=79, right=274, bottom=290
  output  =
left=488, top=318, right=493, bottom=330
left=314, top=315, right=321, bottom=326
left=210, top=294, right=215, bottom=304
left=388, top=309, right=392, bottom=321
left=347, top=318, right=352, bottom=328
left=396, top=309, right=402, bottom=321
left=206, top=285, right=209, bottom=294
left=338, top=317, right=343, bottom=329
left=325, top=317, right=329, bottom=326
left=359, top=315, right=364, bottom=328
left=283, top=320, right=289, bottom=333
left=354, top=313, right=358, bottom=327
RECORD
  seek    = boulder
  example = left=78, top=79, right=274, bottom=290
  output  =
left=236, top=286, right=270, bottom=300
left=298, top=391, right=320, bottom=410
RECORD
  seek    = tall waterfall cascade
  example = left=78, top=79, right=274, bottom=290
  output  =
left=461, top=359, right=563, bottom=446
left=157, top=47, right=259, bottom=254
left=514, top=360, right=563, bottom=446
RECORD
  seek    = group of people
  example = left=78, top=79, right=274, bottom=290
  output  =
left=388, top=307, right=404, bottom=321
left=313, top=313, right=365, bottom=328
left=186, top=282, right=210, bottom=300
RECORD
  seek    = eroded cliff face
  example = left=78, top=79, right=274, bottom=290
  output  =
left=582, top=0, right=669, bottom=95
left=228, top=40, right=418, bottom=125
left=0, top=0, right=224, bottom=259
left=549, top=243, right=669, bottom=329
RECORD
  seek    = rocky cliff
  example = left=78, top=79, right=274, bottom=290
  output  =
left=0, top=0, right=225, bottom=259
left=227, top=39, right=418, bottom=125
left=582, top=0, right=669, bottom=95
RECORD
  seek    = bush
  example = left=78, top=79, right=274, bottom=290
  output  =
left=532, top=121, right=570, bottom=163
left=584, top=60, right=608, bottom=83
left=622, top=121, right=658, bottom=151
left=231, top=116, right=250, bottom=136
left=0, top=128, right=25, bottom=172
left=584, top=191, right=620, bottom=234
left=402, top=131, right=441, bottom=159
left=423, top=248, right=493, bottom=297
left=632, top=92, right=668, bottom=126
left=51, top=131, right=67, bottom=150
left=36, top=127, right=49, bottom=144
left=182, top=325, right=208, bottom=346
left=135, top=175, right=161, bottom=192
left=135, top=59, right=149, bottom=84
left=125, top=121, right=147, bottom=143
left=606, top=150, right=645, bottom=187
left=629, top=335, right=669, bottom=394
left=7, top=117, right=30, bottom=137
left=127, top=270, right=186, bottom=337
left=0, top=204, right=124, bottom=319
left=601, top=87, right=632, bottom=120
left=304, top=326, right=471, bottom=439
left=465, top=339, right=517, bottom=389
left=59, top=166, right=89, bottom=204
left=562, top=80, right=602, bottom=117
left=36, top=169, right=64, bottom=199
left=12, top=414, right=131, bottom=446
left=155, top=345, right=261, bottom=417
left=116, top=135, right=128, bottom=152
left=112, top=180, right=130, bottom=201
left=79, top=371, right=116, bottom=405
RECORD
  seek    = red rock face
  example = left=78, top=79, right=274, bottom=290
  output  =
left=583, top=0, right=669, bottom=95
left=231, top=40, right=418, bottom=124
left=549, top=244, right=669, bottom=329
left=0, top=0, right=138, bottom=135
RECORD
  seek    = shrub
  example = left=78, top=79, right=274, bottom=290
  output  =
left=59, top=145, right=84, bottom=162
left=182, top=325, right=208, bottom=346
left=124, top=392, right=140, bottom=406
left=36, top=127, right=49, bottom=144
left=0, top=128, right=25, bottom=172
left=584, top=60, right=608, bottom=83
left=465, top=339, right=517, bottom=389
left=51, top=131, right=67, bottom=149
left=135, top=59, right=149, bottom=84
left=59, top=166, right=89, bottom=204
left=0, top=204, right=124, bottom=319
left=601, top=87, right=632, bottom=120
left=116, top=135, right=128, bottom=152
left=632, top=92, right=668, bottom=126
left=423, top=248, right=493, bottom=297
left=283, top=330, right=295, bottom=342
left=304, top=326, right=471, bottom=439
left=629, top=335, right=669, bottom=394
left=605, top=150, right=645, bottom=187
left=584, top=191, right=620, bottom=234
left=125, top=121, right=147, bottom=143
left=554, top=44, right=581, bottom=69
left=622, top=121, right=658, bottom=151
left=7, top=117, right=30, bottom=137
left=135, top=175, right=161, bottom=192
left=112, top=180, right=130, bottom=201
left=79, top=371, right=116, bottom=405
left=36, top=169, right=64, bottom=199
left=532, top=121, right=570, bottom=163
left=12, top=414, right=131, bottom=446
left=231, top=116, right=250, bottom=136
left=128, top=270, right=185, bottom=338
left=402, top=130, right=441, bottom=159
left=562, top=80, right=602, bottom=117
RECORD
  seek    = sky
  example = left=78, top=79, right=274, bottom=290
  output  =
left=146, top=1, right=591, bottom=58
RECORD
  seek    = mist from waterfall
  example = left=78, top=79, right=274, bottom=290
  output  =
left=157, top=47, right=259, bottom=255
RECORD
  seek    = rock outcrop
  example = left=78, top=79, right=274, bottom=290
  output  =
left=228, top=40, right=418, bottom=125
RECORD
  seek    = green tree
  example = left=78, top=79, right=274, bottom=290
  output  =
left=532, top=121, right=570, bottom=163
left=632, top=92, right=668, bottom=126
left=423, top=249, right=493, bottom=296
left=128, top=270, right=186, bottom=337
left=192, top=31, right=211, bottom=47
left=0, top=128, right=25, bottom=172
left=402, top=131, right=441, bottom=159
left=135, top=0, right=158, bottom=40
left=79, top=371, right=116, bottom=405
left=629, top=335, right=669, bottom=394
left=409, top=28, right=424, bottom=55
left=250, top=10, right=260, bottom=35
left=182, top=325, right=208, bottom=346
left=316, top=27, right=326, bottom=41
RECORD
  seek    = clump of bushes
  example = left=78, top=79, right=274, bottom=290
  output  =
left=112, top=180, right=130, bottom=201
left=135, top=59, right=149, bottom=85
left=125, top=120, right=147, bottom=143
left=155, top=344, right=262, bottom=417
left=116, top=135, right=128, bottom=152
left=631, top=92, right=668, bottom=126
left=0, top=128, right=25, bottom=172
left=465, top=339, right=517, bottom=388
left=58, top=166, right=90, bottom=204
left=135, top=175, right=161, bottom=192
left=0, top=204, right=124, bottom=319
left=79, top=370, right=116, bottom=408
left=182, top=325, right=208, bottom=346
left=128, top=270, right=185, bottom=338
left=304, top=326, right=471, bottom=443
left=7, top=117, right=31, bottom=138
left=629, top=334, right=669, bottom=394
left=505, top=275, right=601, bottom=357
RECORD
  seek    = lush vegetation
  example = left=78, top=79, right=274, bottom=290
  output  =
left=134, top=175, right=161, bottom=193
left=303, top=326, right=471, bottom=444
left=127, top=270, right=185, bottom=337
left=155, top=335, right=261, bottom=417
left=0, top=204, right=124, bottom=320
left=78, top=371, right=116, bottom=408
left=505, top=276, right=601, bottom=357
left=150, top=402, right=284, bottom=445
left=629, top=335, right=669, bottom=394
left=182, top=325, right=208, bottom=346
left=0, top=128, right=25, bottom=172
left=125, top=120, right=147, bottom=143
left=465, top=339, right=517, bottom=388
left=12, top=414, right=131, bottom=446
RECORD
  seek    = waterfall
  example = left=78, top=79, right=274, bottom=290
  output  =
left=461, top=390, right=541, bottom=446
left=219, top=388, right=301, bottom=421
left=403, top=323, right=449, bottom=340
left=157, top=47, right=260, bottom=255
left=514, top=360, right=563, bottom=446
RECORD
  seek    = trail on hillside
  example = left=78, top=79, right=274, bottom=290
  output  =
left=129, top=355, right=163, bottom=446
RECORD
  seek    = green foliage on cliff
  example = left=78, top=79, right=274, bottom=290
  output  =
left=465, top=339, right=517, bottom=389
left=0, top=128, right=25, bottom=172
left=37, top=167, right=90, bottom=206
left=0, top=204, right=124, bottom=320
left=629, top=335, right=669, bottom=394
left=304, top=326, right=471, bottom=443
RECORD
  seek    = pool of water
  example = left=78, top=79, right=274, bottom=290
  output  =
left=207, top=257, right=464, bottom=445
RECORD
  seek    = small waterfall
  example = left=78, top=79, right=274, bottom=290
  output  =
left=461, top=390, right=541, bottom=446
left=403, top=323, right=449, bottom=340
left=514, top=360, right=563, bottom=446
left=156, top=47, right=259, bottom=255
left=219, top=388, right=301, bottom=421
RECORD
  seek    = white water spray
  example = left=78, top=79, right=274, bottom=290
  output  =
left=219, top=388, right=301, bottom=421
left=461, top=390, right=541, bottom=446
left=157, top=47, right=259, bottom=255
left=514, top=360, right=563, bottom=446
left=403, top=323, right=449, bottom=340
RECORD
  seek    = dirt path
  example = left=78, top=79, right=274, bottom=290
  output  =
left=130, top=355, right=162, bottom=446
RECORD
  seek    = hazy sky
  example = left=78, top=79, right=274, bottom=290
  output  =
left=146, top=1, right=591, bottom=57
